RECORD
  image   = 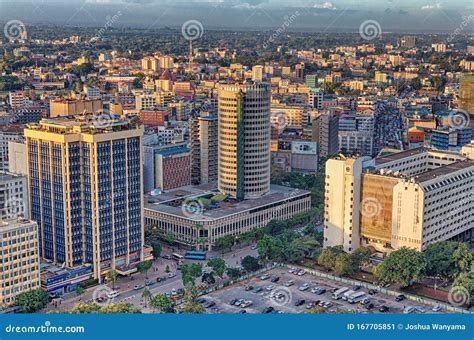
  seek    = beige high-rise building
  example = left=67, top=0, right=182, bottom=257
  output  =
left=324, top=148, right=474, bottom=253
left=218, top=82, right=271, bottom=200
left=49, top=98, right=102, bottom=117
left=0, top=219, right=40, bottom=305
left=190, top=113, right=218, bottom=185
left=252, top=65, right=264, bottom=82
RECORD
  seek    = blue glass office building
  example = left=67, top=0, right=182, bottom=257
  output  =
left=25, top=118, right=145, bottom=278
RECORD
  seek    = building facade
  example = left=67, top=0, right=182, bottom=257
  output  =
left=190, top=114, right=218, bottom=185
left=324, top=148, right=473, bottom=253
left=0, top=219, right=40, bottom=305
left=24, top=116, right=145, bottom=278
left=218, top=82, right=271, bottom=200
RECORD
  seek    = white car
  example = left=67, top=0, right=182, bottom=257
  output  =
left=241, top=300, right=253, bottom=308
left=298, top=283, right=310, bottom=291
left=260, top=274, right=271, bottom=280
left=297, top=270, right=306, bottom=276
left=432, top=305, right=442, bottom=312
left=171, top=288, right=177, bottom=296
left=266, top=285, right=275, bottom=291
left=284, top=280, right=295, bottom=287
left=107, top=291, right=120, bottom=298
left=415, top=306, right=426, bottom=313
left=168, top=272, right=176, bottom=278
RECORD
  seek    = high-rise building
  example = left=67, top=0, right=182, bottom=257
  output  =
left=324, top=148, right=473, bottom=253
left=0, top=219, right=40, bottom=306
left=141, top=56, right=159, bottom=72
left=312, top=112, right=339, bottom=158
left=399, top=35, right=416, bottom=49
left=308, top=88, right=324, bottom=110
left=338, top=114, right=375, bottom=156
left=155, top=145, right=191, bottom=191
left=190, top=113, right=218, bottom=185
left=459, top=73, right=474, bottom=128
left=0, top=126, right=24, bottom=172
left=49, top=98, right=102, bottom=117
left=25, top=116, right=146, bottom=279
left=218, top=82, right=271, bottom=200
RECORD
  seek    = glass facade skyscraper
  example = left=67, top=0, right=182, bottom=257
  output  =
left=25, top=117, right=145, bottom=278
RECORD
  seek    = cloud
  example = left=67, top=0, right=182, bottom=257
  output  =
left=313, top=2, right=337, bottom=10
left=420, top=3, right=442, bottom=10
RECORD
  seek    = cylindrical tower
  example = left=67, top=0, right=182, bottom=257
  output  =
left=218, top=82, right=271, bottom=200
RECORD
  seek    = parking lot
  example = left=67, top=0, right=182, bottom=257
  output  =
left=200, top=267, right=445, bottom=314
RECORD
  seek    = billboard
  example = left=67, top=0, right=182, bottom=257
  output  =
left=291, top=141, right=317, bottom=155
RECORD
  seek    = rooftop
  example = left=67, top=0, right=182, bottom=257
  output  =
left=374, top=147, right=430, bottom=165
left=145, top=184, right=310, bottom=221
left=0, top=218, right=36, bottom=233
left=415, top=160, right=474, bottom=184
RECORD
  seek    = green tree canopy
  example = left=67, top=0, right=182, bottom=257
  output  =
left=15, top=289, right=49, bottom=313
left=241, top=255, right=260, bottom=272
left=374, top=247, right=427, bottom=287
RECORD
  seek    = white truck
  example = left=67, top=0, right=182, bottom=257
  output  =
left=332, top=287, right=349, bottom=300
left=342, top=290, right=355, bottom=301
left=348, top=291, right=366, bottom=304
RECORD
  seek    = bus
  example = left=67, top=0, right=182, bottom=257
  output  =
left=184, top=251, right=207, bottom=261
left=172, top=253, right=184, bottom=261
left=348, top=291, right=366, bottom=304
left=332, top=287, right=349, bottom=300
left=342, top=290, right=355, bottom=301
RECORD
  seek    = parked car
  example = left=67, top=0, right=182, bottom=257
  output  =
left=395, top=294, right=406, bottom=302
left=271, top=276, right=280, bottom=283
left=245, top=285, right=254, bottom=291
left=368, top=289, right=377, bottom=295
left=432, top=305, right=442, bottom=312
left=168, top=272, right=176, bottom=278
left=378, top=305, right=389, bottom=313
left=266, top=285, right=275, bottom=291
left=284, top=280, right=295, bottom=287
left=298, top=283, right=310, bottom=291
left=262, top=306, right=274, bottom=314
left=403, top=306, right=415, bottom=314
left=360, top=298, right=371, bottom=305
left=239, top=310, right=247, bottom=314
left=240, top=300, right=253, bottom=308
left=229, top=299, right=238, bottom=306
left=133, top=284, right=144, bottom=290
left=415, top=306, right=426, bottom=313
left=365, top=303, right=374, bottom=310
left=260, top=274, right=271, bottom=280
left=196, top=298, right=206, bottom=304
left=295, top=299, right=305, bottom=306
left=253, top=287, right=263, bottom=293
left=203, top=301, right=216, bottom=308
left=324, top=302, right=333, bottom=308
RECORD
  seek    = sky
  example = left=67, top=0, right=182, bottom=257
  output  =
left=0, top=0, right=473, bottom=32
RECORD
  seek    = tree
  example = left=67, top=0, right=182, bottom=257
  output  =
left=424, top=241, right=470, bottom=280
left=452, top=272, right=474, bottom=306
left=181, top=263, right=202, bottom=286
left=142, top=287, right=152, bottom=307
left=226, top=267, right=241, bottom=280
left=180, top=301, right=206, bottom=313
left=374, top=247, right=427, bottom=287
left=334, top=253, right=356, bottom=276
left=136, top=260, right=153, bottom=279
left=241, top=255, right=260, bottom=272
left=150, top=294, right=174, bottom=313
left=352, top=247, right=371, bottom=270
left=76, top=287, right=85, bottom=295
left=15, top=289, right=49, bottom=313
left=201, top=272, right=216, bottom=284
left=100, top=303, right=141, bottom=314
left=151, top=241, right=162, bottom=259
left=207, top=258, right=226, bottom=280
left=106, top=269, right=118, bottom=290
left=317, top=246, right=345, bottom=271
left=214, top=235, right=235, bottom=253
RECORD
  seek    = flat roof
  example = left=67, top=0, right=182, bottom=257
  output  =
left=415, top=160, right=473, bottom=183
left=375, top=147, right=429, bottom=165
left=0, top=218, right=36, bottom=232
left=145, top=184, right=310, bottom=221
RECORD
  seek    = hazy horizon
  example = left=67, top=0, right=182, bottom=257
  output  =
left=0, top=0, right=473, bottom=33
